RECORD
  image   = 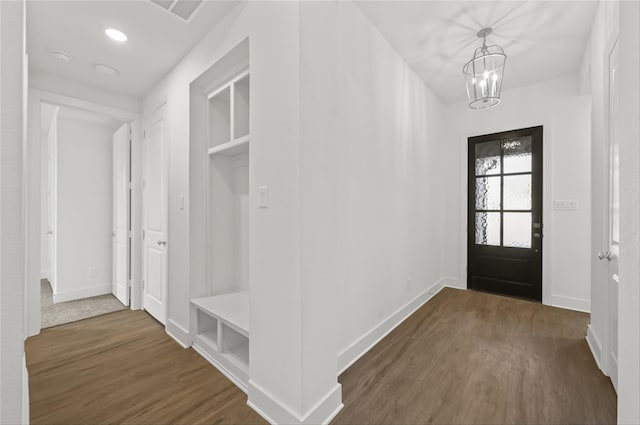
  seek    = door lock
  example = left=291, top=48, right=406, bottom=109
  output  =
left=598, top=251, right=614, bottom=261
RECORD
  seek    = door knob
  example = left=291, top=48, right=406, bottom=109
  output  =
left=157, top=240, right=167, bottom=246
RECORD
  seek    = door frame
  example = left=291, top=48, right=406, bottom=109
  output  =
left=25, top=89, right=142, bottom=336
left=456, top=119, right=553, bottom=306
left=141, top=101, right=169, bottom=324
left=466, top=126, right=543, bottom=301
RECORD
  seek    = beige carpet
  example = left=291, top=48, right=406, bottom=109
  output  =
left=41, top=280, right=127, bottom=329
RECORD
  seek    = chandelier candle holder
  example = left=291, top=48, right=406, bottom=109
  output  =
left=463, top=27, right=507, bottom=109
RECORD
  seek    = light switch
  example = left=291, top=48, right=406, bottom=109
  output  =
left=259, top=186, right=268, bottom=208
left=179, top=194, right=185, bottom=210
left=553, top=199, right=578, bottom=211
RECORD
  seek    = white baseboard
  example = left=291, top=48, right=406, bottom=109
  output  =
left=552, top=295, right=590, bottom=313
left=53, top=283, right=111, bottom=303
left=337, top=278, right=447, bottom=375
left=443, top=276, right=465, bottom=289
left=22, top=354, right=29, bottom=425
left=610, top=352, right=618, bottom=393
left=248, top=380, right=342, bottom=425
left=166, top=319, right=192, bottom=349
left=586, top=324, right=603, bottom=370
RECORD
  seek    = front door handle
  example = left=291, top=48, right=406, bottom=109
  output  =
left=598, top=251, right=614, bottom=261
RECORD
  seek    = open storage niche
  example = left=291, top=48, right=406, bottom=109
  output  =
left=208, top=86, right=231, bottom=148
left=190, top=67, right=251, bottom=392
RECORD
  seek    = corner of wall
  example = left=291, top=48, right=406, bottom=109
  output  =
left=248, top=381, right=343, bottom=425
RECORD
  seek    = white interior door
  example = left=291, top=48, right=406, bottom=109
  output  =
left=112, top=122, right=131, bottom=306
left=47, top=114, right=58, bottom=292
left=603, top=39, right=620, bottom=391
left=142, top=105, right=168, bottom=324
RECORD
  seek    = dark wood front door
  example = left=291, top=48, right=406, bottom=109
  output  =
left=467, top=126, right=543, bottom=301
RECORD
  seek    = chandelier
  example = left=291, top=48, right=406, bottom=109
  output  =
left=463, top=28, right=507, bottom=109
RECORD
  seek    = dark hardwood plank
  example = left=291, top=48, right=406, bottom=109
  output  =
left=27, top=289, right=616, bottom=424
left=334, top=288, right=617, bottom=425
left=26, top=310, right=265, bottom=425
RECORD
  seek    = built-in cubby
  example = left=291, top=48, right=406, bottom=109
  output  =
left=190, top=65, right=251, bottom=392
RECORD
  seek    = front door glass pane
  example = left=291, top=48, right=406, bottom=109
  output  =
left=504, top=212, right=532, bottom=248
left=475, top=212, right=500, bottom=246
left=503, top=174, right=531, bottom=210
left=475, top=176, right=501, bottom=210
left=475, top=141, right=501, bottom=175
left=503, top=137, right=532, bottom=173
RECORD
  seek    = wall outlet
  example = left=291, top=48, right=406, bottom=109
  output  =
left=88, top=267, right=97, bottom=278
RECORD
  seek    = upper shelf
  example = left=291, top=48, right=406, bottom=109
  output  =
left=207, top=135, right=249, bottom=157
left=191, top=291, right=250, bottom=336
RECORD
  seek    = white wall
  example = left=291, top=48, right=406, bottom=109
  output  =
left=617, top=0, right=640, bottom=421
left=0, top=1, right=26, bottom=423
left=144, top=1, right=447, bottom=421
left=54, top=110, right=117, bottom=302
left=299, top=1, right=446, bottom=380
left=442, top=75, right=592, bottom=312
left=143, top=3, right=324, bottom=423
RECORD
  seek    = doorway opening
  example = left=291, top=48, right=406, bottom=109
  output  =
left=467, top=126, right=543, bottom=301
left=39, top=101, right=131, bottom=328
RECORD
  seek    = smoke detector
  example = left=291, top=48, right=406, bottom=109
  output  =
left=149, top=0, right=204, bottom=22
left=52, top=50, right=72, bottom=63
left=94, top=63, right=119, bottom=76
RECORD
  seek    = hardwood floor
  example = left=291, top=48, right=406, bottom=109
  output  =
left=334, top=288, right=617, bottom=425
left=26, top=310, right=265, bottom=425
left=26, top=288, right=616, bottom=425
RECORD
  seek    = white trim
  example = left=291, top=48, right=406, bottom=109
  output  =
left=586, top=324, right=603, bottom=371
left=166, top=319, right=192, bottom=348
left=25, top=88, right=142, bottom=337
left=22, top=354, right=29, bottom=425
left=551, top=295, right=591, bottom=313
left=52, top=283, right=111, bottom=303
left=337, top=278, right=447, bottom=374
left=31, top=88, right=139, bottom=121
left=442, top=276, right=465, bottom=290
left=247, top=380, right=343, bottom=425
left=40, top=270, right=49, bottom=280
left=610, top=352, right=618, bottom=393
left=192, top=344, right=248, bottom=393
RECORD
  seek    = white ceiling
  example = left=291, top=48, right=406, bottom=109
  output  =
left=27, top=0, right=241, bottom=98
left=354, top=1, right=598, bottom=105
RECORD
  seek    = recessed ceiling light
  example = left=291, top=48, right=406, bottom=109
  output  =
left=51, top=50, right=72, bottom=62
left=94, top=63, right=119, bottom=76
left=105, top=28, right=127, bottom=42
